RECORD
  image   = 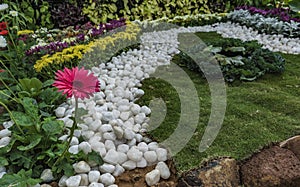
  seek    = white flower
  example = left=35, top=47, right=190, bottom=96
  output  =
left=0, top=4, right=8, bottom=11
left=9, top=10, right=18, bottom=17
left=0, top=36, right=7, bottom=48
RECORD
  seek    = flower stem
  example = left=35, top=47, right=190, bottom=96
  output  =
left=0, top=101, right=24, bottom=135
left=54, top=97, right=79, bottom=166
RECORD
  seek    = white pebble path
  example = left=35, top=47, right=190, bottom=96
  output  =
left=0, top=21, right=299, bottom=187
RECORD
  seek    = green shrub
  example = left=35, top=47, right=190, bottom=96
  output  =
left=176, top=36, right=285, bottom=82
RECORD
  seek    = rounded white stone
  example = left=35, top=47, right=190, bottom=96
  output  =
left=0, top=137, right=10, bottom=148
left=103, top=149, right=119, bottom=165
left=58, top=175, right=68, bottom=187
left=127, top=147, right=143, bottom=162
left=99, top=173, right=115, bottom=186
left=40, top=169, right=54, bottom=182
left=144, top=151, right=158, bottom=163
left=156, top=148, right=168, bottom=161
left=99, top=163, right=115, bottom=173
left=73, top=161, right=91, bottom=173
left=137, top=142, right=148, bottom=152
left=103, top=132, right=117, bottom=141
left=136, top=157, right=147, bottom=168
left=117, top=144, right=129, bottom=153
left=124, top=129, right=135, bottom=140
left=88, top=170, right=101, bottom=183
left=113, top=164, right=125, bottom=176
left=0, top=129, right=11, bottom=138
left=145, top=169, right=160, bottom=186
left=79, top=173, right=89, bottom=186
left=155, top=161, right=171, bottom=179
left=55, top=107, right=66, bottom=118
left=65, top=175, right=81, bottom=187
left=68, top=145, right=79, bottom=154
left=105, top=140, right=116, bottom=151
left=148, top=142, right=159, bottom=151
left=113, top=126, right=124, bottom=139
left=89, top=120, right=102, bottom=131
left=89, top=182, right=104, bottom=187
left=122, top=160, right=136, bottom=170
left=78, top=141, right=92, bottom=154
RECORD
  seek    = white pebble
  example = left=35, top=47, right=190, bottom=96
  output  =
left=144, top=151, right=158, bottom=163
left=89, top=182, right=104, bottom=187
left=88, top=170, right=101, bottom=183
left=117, top=144, right=129, bottom=153
left=145, top=169, right=160, bottom=186
left=122, top=160, right=136, bottom=170
left=137, top=157, right=147, bottom=168
left=156, top=161, right=171, bottom=179
left=100, top=173, right=115, bottom=186
left=79, top=174, right=89, bottom=186
left=73, top=161, right=91, bottom=173
left=78, top=141, right=92, bottom=154
left=68, top=145, right=79, bottom=154
left=99, top=163, right=115, bottom=173
left=127, top=147, right=143, bottom=162
left=66, top=175, right=81, bottom=187
left=55, top=107, right=66, bottom=118
left=0, top=129, right=11, bottom=138
left=156, top=148, right=168, bottom=161
left=113, top=164, right=125, bottom=176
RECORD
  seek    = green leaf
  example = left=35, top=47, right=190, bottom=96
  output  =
left=18, top=78, right=43, bottom=96
left=22, top=97, right=39, bottom=121
left=11, top=111, right=34, bottom=127
left=0, top=157, right=8, bottom=167
left=17, top=134, right=42, bottom=151
left=87, top=151, right=104, bottom=165
left=42, top=117, right=64, bottom=135
left=225, top=47, right=246, bottom=52
left=0, top=169, right=41, bottom=187
left=289, top=0, right=300, bottom=13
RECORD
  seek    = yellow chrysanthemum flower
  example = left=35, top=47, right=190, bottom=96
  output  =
left=17, top=30, right=34, bottom=35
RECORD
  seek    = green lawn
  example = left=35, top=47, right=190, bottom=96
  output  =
left=136, top=32, right=300, bottom=173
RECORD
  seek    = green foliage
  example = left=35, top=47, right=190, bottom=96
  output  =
left=177, top=35, right=285, bottom=82
left=0, top=169, right=42, bottom=187
left=82, top=0, right=213, bottom=24
left=289, top=0, right=300, bottom=14
left=0, top=96, right=103, bottom=185
left=1, top=0, right=53, bottom=30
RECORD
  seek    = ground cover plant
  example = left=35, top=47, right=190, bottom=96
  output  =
left=136, top=31, right=300, bottom=172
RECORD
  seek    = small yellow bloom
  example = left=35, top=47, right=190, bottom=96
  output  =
left=17, top=30, right=34, bottom=36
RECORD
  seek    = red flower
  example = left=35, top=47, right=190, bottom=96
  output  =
left=0, top=69, right=5, bottom=73
left=0, top=22, right=7, bottom=30
left=0, top=30, right=8, bottom=35
left=53, top=67, right=100, bottom=99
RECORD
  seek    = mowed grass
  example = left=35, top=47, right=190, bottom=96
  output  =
left=136, top=32, right=300, bottom=173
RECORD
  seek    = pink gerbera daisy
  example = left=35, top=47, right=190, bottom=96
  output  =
left=53, top=67, right=100, bottom=99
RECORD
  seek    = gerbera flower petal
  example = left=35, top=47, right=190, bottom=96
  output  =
left=53, top=67, right=100, bottom=99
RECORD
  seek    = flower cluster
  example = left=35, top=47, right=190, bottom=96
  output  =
left=34, top=22, right=140, bottom=74
left=227, top=9, right=300, bottom=38
left=0, top=3, right=8, bottom=11
left=0, top=22, right=8, bottom=36
left=236, top=6, right=300, bottom=22
left=26, top=18, right=126, bottom=57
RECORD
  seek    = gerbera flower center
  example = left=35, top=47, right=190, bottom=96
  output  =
left=73, top=80, right=83, bottom=89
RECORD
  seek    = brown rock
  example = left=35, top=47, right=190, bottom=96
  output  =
left=241, top=146, right=300, bottom=187
left=198, top=158, right=240, bottom=187
left=280, top=135, right=300, bottom=160
left=178, top=158, right=240, bottom=187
